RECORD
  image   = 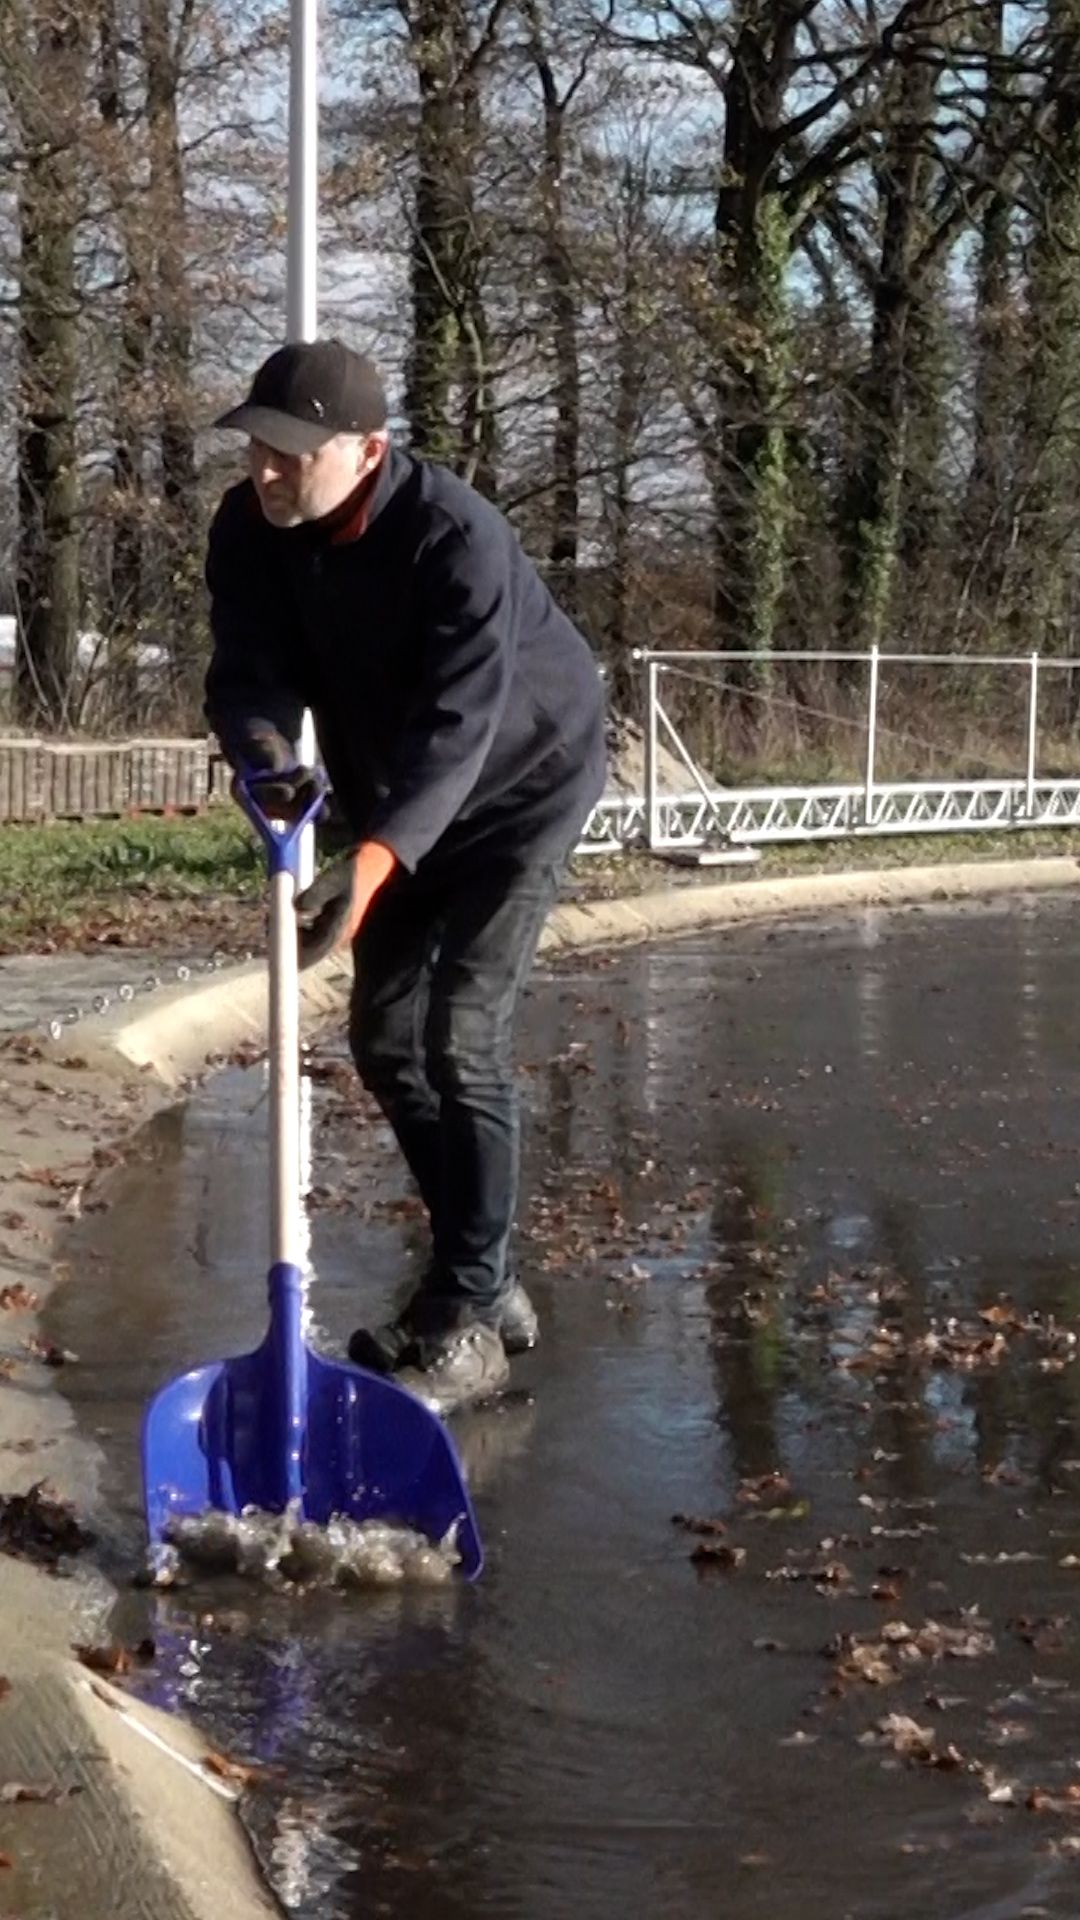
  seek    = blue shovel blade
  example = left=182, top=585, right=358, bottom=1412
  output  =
left=142, top=1341, right=483, bottom=1579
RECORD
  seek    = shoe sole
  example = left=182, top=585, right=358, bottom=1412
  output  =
left=501, top=1323, right=538, bottom=1357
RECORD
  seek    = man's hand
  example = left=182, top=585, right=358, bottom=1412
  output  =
left=239, top=764, right=322, bottom=823
left=295, top=841, right=397, bottom=968
left=229, top=725, right=320, bottom=822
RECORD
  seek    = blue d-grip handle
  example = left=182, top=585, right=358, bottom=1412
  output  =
left=236, top=767, right=326, bottom=881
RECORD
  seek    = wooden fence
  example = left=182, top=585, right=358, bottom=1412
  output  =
left=0, top=737, right=230, bottom=824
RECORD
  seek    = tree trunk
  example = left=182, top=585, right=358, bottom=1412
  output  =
left=13, top=3, right=85, bottom=731
left=98, top=0, right=146, bottom=726
left=710, top=8, right=801, bottom=724
left=1008, top=0, right=1080, bottom=653
left=609, top=247, right=643, bottom=704
left=963, top=0, right=1014, bottom=626
left=140, top=0, right=200, bottom=714
left=524, top=3, right=579, bottom=617
left=404, top=1, right=464, bottom=464
left=455, top=51, right=497, bottom=494
left=839, top=25, right=939, bottom=657
left=898, top=268, right=948, bottom=585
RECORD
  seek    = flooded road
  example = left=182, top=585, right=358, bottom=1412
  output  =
left=54, top=895, right=1080, bottom=1918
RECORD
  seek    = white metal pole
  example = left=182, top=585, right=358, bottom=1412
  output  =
left=645, top=659, right=659, bottom=851
left=287, top=0, right=318, bottom=889
left=287, top=0, right=318, bottom=344
left=864, top=645, right=880, bottom=823
left=287, top=0, right=318, bottom=1303
left=1025, top=651, right=1039, bottom=818
left=269, top=868, right=303, bottom=1268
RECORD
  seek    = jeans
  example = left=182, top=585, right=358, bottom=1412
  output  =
left=348, top=856, right=564, bottom=1317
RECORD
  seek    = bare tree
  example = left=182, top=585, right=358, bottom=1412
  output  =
left=4, top=0, right=88, bottom=727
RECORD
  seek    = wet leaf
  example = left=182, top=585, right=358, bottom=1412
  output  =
left=736, top=1472, right=792, bottom=1506
left=0, top=1780, right=78, bottom=1805
left=862, top=1713, right=968, bottom=1771
left=671, top=1513, right=726, bottom=1537
left=22, top=1336, right=76, bottom=1368
left=202, top=1749, right=269, bottom=1788
left=979, top=1303, right=1024, bottom=1331
left=0, top=1285, right=36, bottom=1312
left=690, top=1542, right=746, bottom=1572
left=0, top=1484, right=93, bottom=1567
left=1027, top=1784, right=1080, bottom=1816
left=1010, top=1615, right=1069, bottom=1654
left=73, top=1639, right=153, bottom=1677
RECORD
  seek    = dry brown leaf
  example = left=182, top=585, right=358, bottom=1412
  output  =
left=73, top=1639, right=155, bottom=1678
left=22, top=1336, right=74, bottom=1368
left=690, top=1542, right=746, bottom=1572
left=671, top=1513, right=727, bottom=1537
left=0, top=1284, right=37, bottom=1313
left=0, top=1780, right=77, bottom=1805
left=202, top=1749, right=268, bottom=1788
left=1027, top=1784, right=1080, bottom=1815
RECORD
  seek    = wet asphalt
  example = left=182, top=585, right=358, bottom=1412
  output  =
left=53, top=894, right=1080, bottom=1918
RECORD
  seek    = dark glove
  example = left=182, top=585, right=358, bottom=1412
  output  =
left=295, top=842, right=398, bottom=969
left=295, top=855, right=358, bottom=969
left=231, top=727, right=320, bottom=823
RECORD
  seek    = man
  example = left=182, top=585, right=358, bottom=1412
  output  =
left=205, top=338, right=606, bottom=1414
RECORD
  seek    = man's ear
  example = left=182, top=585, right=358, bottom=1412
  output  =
left=362, top=430, right=389, bottom=475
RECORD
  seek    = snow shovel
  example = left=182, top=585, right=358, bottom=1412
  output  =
left=141, top=768, right=483, bottom=1578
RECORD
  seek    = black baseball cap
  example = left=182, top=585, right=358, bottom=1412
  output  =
left=214, top=339, right=388, bottom=455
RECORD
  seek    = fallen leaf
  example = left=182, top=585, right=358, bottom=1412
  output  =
left=73, top=1639, right=153, bottom=1678
left=863, top=1713, right=968, bottom=1772
left=0, top=1284, right=37, bottom=1312
left=22, top=1336, right=76, bottom=1368
left=0, top=1484, right=93, bottom=1567
left=202, top=1749, right=268, bottom=1788
left=671, top=1513, right=726, bottom=1537
left=736, top=1472, right=792, bottom=1506
left=0, top=1780, right=78, bottom=1804
left=690, top=1542, right=746, bottom=1572
left=1027, top=1784, right=1080, bottom=1815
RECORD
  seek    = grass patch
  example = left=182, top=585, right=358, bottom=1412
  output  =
left=2, top=808, right=1078, bottom=953
left=0, top=811, right=263, bottom=953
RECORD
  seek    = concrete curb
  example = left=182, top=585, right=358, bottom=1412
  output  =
left=40, top=854, right=1080, bottom=1088
left=0, top=1570, right=278, bottom=1920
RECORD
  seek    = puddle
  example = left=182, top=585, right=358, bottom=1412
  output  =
left=50, top=895, right=1080, bottom=1917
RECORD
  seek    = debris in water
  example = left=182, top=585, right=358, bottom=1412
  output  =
left=156, top=1501, right=460, bottom=1590
left=0, top=1483, right=93, bottom=1568
left=73, top=1640, right=155, bottom=1678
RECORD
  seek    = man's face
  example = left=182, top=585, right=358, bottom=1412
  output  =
left=248, top=430, right=387, bottom=527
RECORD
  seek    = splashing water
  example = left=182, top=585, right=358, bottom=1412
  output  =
left=154, top=1502, right=460, bottom=1590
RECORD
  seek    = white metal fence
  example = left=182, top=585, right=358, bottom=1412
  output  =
left=6, top=649, right=1080, bottom=861
left=576, top=648, right=1080, bottom=857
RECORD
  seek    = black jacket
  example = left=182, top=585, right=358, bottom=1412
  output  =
left=204, top=448, right=606, bottom=874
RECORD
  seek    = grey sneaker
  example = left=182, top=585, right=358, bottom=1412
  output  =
left=348, top=1280, right=538, bottom=1373
left=499, top=1282, right=539, bottom=1355
left=395, top=1324, right=510, bottom=1418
